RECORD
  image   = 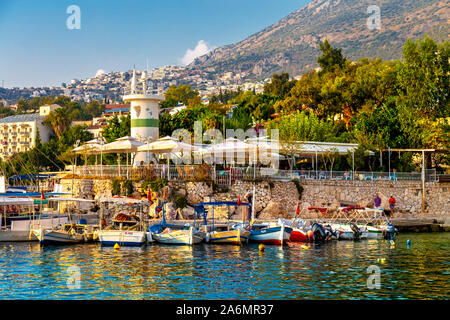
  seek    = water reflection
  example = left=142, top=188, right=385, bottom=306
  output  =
left=0, top=233, right=448, bottom=300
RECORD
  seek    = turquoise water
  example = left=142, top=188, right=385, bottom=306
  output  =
left=0, top=233, right=448, bottom=300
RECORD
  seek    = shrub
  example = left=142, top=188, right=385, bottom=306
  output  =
left=111, top=179, right=121, bottom=196
left=123, top=180, right=134, bottom=197
left=292, top=180, right=304, bottom=201
left=174, top=195, right=187, bottom=209
left=142, top=178, right=168, bottom=193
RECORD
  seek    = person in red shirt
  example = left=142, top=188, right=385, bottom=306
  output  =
left=389, top=196, right=396, bottom=215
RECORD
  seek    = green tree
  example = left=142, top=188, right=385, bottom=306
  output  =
left=263, top=73, right=296, bottom=99
left=102, top=115, right=131, bottom=143
left=317, top=40, right=347, bottom=73
left=45, top=108, right=72, bottom=138
left=164, top=84, right=200, bottom=106
left=396, top=36, right=449, bottom=148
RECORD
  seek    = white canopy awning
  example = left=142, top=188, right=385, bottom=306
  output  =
left=102, top=136, right=145, bottom=153
left=137, top=136, right=203, bottom=154
left=0, top=197, right=34, bottom=206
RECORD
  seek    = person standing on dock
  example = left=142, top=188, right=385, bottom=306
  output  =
left=389, top=196, right=396, bottom=215
left=374, top=194, right=382, bottom=218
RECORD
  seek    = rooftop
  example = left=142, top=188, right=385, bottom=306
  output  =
left=0, top=113, right=43, bottom=124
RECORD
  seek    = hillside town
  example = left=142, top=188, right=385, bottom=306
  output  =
left=0, top=65, right=268, bottom=108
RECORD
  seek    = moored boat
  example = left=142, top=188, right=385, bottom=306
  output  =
left=194, top=201, right=252, bottom=245
left=98, top=211, right=147, bottom=247
left=152, top=227, right=205, bottom=245
left=205, top=227, right=250, bottom=245
left=31, top=224, right=87, bottom=244
left=248, top=223, right=292, bottom=245
left=97, top=229, right=147, bottom=246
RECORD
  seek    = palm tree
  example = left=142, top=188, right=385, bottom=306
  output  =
left=45, top=108, right=71, bottom=138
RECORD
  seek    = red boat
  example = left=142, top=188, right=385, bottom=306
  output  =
left=289, top=228, right=312, bottom=242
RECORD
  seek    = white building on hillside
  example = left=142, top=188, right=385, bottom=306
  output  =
left=0, top=106, right=58, bottom=160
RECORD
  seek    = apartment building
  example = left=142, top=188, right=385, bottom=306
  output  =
left=0, top=106, right=57, bottom=160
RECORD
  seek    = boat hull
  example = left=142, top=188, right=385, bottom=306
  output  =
left=39, top=230, right=85, bottom=244
left=288, top=228, right=310, bottom=242
left=0, top=230, right=37, bottom=242
left=249, top=226, right=292, bottom=245
left=329, top=223, right=369, bottom=240
left=98, top=230, right=146, bottom=246
left=206, top=229, right=250, bottom=245
left=152, top=229, right=205, bottom=245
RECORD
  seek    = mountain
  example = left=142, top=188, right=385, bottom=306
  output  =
left=189, top=0, right=449, bottom=79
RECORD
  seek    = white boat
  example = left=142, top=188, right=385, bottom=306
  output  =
left=97, top=229, right=147, bottom=246
left=152, top=227, right=205, bottom=245
left=31, top=224, right=88, bottom=244
left=327, top=222, right=369, bottom=240
left=1, top=214, right=69, bottom=242
left=247, top=223, right=292, bottom=245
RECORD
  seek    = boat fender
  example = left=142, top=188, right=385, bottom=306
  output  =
left=205, top=233, right=210, bottom=243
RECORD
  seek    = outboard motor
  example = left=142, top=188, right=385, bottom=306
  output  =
left=350, top=223, right=362, bottom=240
left=311, top=223, right=327, bottom=242
left=383, top=223, right=396, bottom=240
left=324, top=225, right=335, bottom=240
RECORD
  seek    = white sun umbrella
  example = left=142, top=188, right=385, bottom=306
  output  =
left=102, top=136, right=145, bottom=178
left=72, top=139, right=104, bottom=176
left=137, top=136, right=203, bottom=179
left=206, top=138, right=257, bottom=165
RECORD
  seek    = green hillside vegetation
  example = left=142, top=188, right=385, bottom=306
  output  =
left=0, top=36, right=448, bottom=178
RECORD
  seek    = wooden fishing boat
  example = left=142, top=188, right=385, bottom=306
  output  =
left=97, top=209, right=147, bottom=247
left=148, top=201, right=205, bottom=245
left=0, top=197, right=70, bottom=242
left=248, top=223, right=292, bottom=245
left=205, top=227, right=250, bottom=245
left=97, top=229, right=147, bottom=246
left=194, top=201, right=253, bottom=245
left=152, top=227, right=205, bottom=245
left=31, top=224, right=87, bottom=244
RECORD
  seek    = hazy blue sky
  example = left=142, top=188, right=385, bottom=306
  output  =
left=0, top=0, right=310, bottom=88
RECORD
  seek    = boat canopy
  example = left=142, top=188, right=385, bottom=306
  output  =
left=0, top=197, right=34, bottom=206
left=8, top=174, right=57, bottom=181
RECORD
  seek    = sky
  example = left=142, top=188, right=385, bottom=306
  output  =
left=0, top=0, right=310, bottom=88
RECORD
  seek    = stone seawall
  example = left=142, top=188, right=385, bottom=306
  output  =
left=297, top=180, right=449, bottom=217
left=60, top=178, right=449, bottom=219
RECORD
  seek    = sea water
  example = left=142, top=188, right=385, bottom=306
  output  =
left=0, top=233, right=448, bottom=300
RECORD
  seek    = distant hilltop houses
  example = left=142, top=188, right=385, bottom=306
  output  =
left=0, top=65, right=271, bottom=106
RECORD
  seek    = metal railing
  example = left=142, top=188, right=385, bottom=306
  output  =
left=71, top=165, right=437, bottom=184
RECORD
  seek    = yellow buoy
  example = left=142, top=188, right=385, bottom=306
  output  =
left=377, top=258, right=386, bottom=264
left=301, top=245, right=309, bottom=250
left=114, top=243, right=120, bottom=250
left=259, top=244, right=265, bottom=251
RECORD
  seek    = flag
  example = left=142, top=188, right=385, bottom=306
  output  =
left=40, top=191, right=46, bottom=200
left=296, top=203, right=300, bottom=215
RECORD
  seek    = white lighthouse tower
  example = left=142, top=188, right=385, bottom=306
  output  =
left=123, top=67, right=164, bottom=165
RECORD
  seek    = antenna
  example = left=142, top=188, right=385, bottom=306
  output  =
left=131, top=65, right=136, bottom=94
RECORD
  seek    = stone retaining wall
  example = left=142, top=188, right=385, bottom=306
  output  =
left=60, top=178, right=449, bottom=218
